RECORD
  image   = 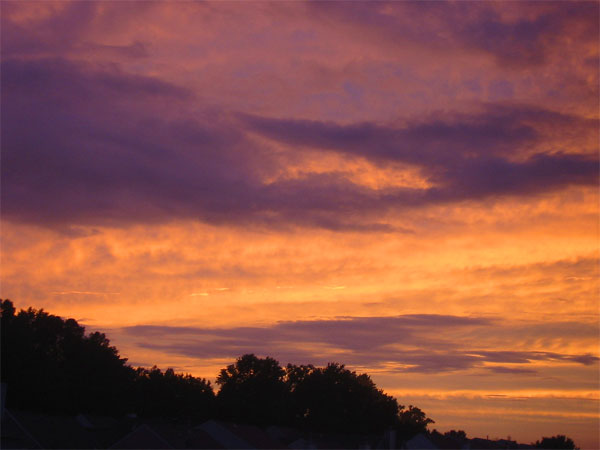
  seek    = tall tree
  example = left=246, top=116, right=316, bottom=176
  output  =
left=133, top=366, right=214, bottom=419
left=397, top=405, right=435, bottom=440
left=2, top=299, right=216, bottom=417
left=216, top=354, right=287, bottom=426
left=1, top=299, right=134, bottom=414
left=286, top=362, right=400, bottom=433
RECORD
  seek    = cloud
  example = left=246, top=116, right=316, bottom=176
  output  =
left=308, top=2, right=599, bottom=67
left=486, top=366, right=538, bottom=375
left=2, top=4, right=597, bottom=232
left=1, top=1, right=154, bottom=60
left=240, top=109, right=598, bottom=202
left=3, top=58, right=596, bottom=231
left=0, top=58, right=405, bottom=231
left=2, top=57, right=190, bottom=101
left=1, top=58, right=260, bottom=227
left=240, top=104, right=597, bottom=163
left=239, top=107, right=537, bottom=164
left=1, top=2, right=97, bottom=58
left=121, top=315, right=598, bottom=374
left=473, top=350, right=599, bottom=366
left=455, top=2, right=599, bottom=67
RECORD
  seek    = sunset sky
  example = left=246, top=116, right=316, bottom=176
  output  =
left=1, top=1, right=599, bottom=447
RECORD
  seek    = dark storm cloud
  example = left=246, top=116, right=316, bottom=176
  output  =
left=121, top=315, right=599, bottom=373
left=2, top=57, right=597, bottom=230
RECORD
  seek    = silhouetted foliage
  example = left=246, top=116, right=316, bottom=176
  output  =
left=3, top=300, right=438, bottom=436
left=285, top=362, right=400, bottom=434
left=444, top=429, right=467, bottom=440
left=216, top=354, right=287, bottom=426
left=1, top=299, right=133, bottom=414
left=535, top=435, right=577, bottom=449
left=1, top=299, right=214, bottom=418
left=133, top=366, right=214, bottom=420
left=397, top=405, right=435, bottom=440
left=215, top=356, right=433, bottom=435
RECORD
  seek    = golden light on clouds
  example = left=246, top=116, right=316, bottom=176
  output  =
left=2, top=0, right=598, bottom=447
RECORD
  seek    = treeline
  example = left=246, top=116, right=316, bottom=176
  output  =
left=0, top=299, right=431, bottom=437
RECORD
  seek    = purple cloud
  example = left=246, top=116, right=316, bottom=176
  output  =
left=309, top=2, right=599, bottom=67
left=455, top=2, right=599, bottom=66
left=1, top=1, right=153, bottom=60
left=2, top=58, right=263, bottom=227
left=120, top=315, right=599, bottom=374
left=240, top=111, right=598, bottom=202
left=239, top=108, right=538, bottom=165
left=2, top=50, right=597, bottom=231
left=487, top=366, right=538, bottom=375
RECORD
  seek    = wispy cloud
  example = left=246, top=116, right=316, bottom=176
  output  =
left=51, top=290, right=120, bottom=296
left=121, top=314, right=598, bottom=374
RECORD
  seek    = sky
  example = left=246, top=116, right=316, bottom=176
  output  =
left=1, top=1, right=599, bottom=447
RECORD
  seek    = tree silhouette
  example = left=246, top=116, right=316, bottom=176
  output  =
left=1, top=299, right=134, bottom=413
left=216, top=353, right=287, bottom=426
left=3, top=300, right=438, bottom=438
left=535, top=435, right=578, bottom=449
left=285, top=362, right=400, bottom=433
left=397, top=405, right=435, bottom=439
left=133, top=366, right=214, bottom=420
left=444, top=429, right=467, bottom=440
left=1, top=299, right=213, bottom=417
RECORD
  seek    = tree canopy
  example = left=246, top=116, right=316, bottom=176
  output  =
left=1, top=299, right=213, bottom=417
left=216, top=354, right=287, bottom=426
left=1, top=299, right=132, bottom=414
left=1, top=299, right=578, bottom=449
left=285, top=362, right=400, bottom=433
left=535, top=435, right=578, bottom=449
left=214, top=356, right=402, bottom=433
left=2, top=299, right=429, bottom=436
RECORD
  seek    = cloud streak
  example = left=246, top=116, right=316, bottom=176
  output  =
left=240, top=109, right=598, bottom=201
left=121, top=315, right=598, bottom=374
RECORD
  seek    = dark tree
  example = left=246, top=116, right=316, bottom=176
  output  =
left=216, top=354, right=287, bottom=426
left=285, top=362, right=400, bottom=434
left=535, top=435, right=578, bottom=449
left=1, top=299, right=214, bottom=418
left=3, top=299, right=436, bottom=435
left=396, top=405, right=435, bottom=440
left=444, top=429, right=467, bottom=440
left=1, top=299, right=134, bottom=414
left=133, top=366, right=214, bottom=420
